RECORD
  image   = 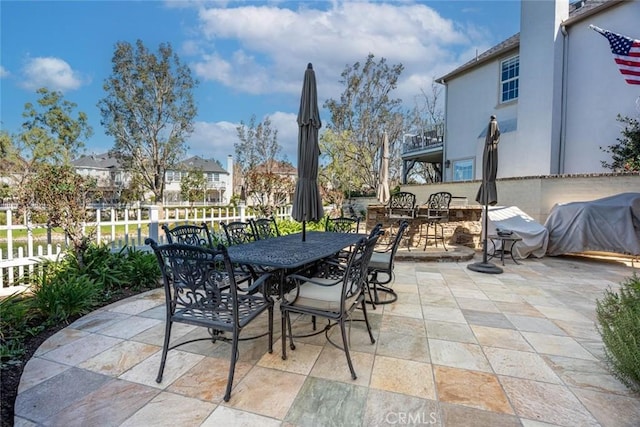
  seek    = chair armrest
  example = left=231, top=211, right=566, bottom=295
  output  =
left=242, top=272, right=273, bottom=294
left=287, top=273, right=342, bottom=287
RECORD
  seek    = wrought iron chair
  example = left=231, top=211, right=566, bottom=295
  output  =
left=281, top=232, right=380, bottom=380
left=369, top=223, right=384, bottom=239
left=386, top=192, right=416, bottom=250
left=416, top=191, right=452, bottom=251
left=325, top=216, right=360, bottom=233
left=162, top=222, right=214, bottom=247
left=251, top=216, right=280, bottom=240
left=163, top=222, right=252, bottom=288
left=367, top=220, right=409, bottom=307
left=222, top=221, right=258, bottom=246
left=145, top=238, right=274, bottom=402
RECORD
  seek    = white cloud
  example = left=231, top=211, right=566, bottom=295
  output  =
left=189, top=120, right=238, bottom=161
left=190, top=2, right=474, bottom=101
left=268, top=111, right=298, bottom=163
left=189, top=111, right=299, bottom=166
left=20, top=57, right=86, bottom=92
left=0, top=66, right=9, bottom=78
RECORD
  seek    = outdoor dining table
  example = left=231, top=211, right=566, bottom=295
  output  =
left=225, top=231, right=365, bottom=297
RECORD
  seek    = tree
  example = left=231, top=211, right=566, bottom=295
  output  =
left=406, top=82, right=445, bottom=183
left=98, top=39, right=198, bottom=203
left=323, top=54, right=406, bottom=194
left=22, top=165, right=98, bottom=267
left=119, top=171, right=146, bottom=206
left=601, top=114, right=640, bottom=172
left=235, top=115, right=293, bottom=214
left=20, top=88, right=92, bottom=166
left=8, top=89, right=95, bottom=265
left=180, top=168, right=206, bottom=205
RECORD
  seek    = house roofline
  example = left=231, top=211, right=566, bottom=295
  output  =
left=561, top=0, right=625, bottom=27
left=436, top=0, right=625, bottom=85
left=436, top=34, right=520, bottom=84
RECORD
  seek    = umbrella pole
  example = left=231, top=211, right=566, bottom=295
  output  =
left=302, top=221, right=306, bottom=242
left=482, top=201, right=489, bottom=263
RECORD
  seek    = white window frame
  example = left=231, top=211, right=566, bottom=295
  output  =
left=452, top=158, right=474, bottom=182
left=500, top=55, right=519, bottom=103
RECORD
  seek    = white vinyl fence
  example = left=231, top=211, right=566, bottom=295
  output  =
left=0, top=204, right=292, bottom=290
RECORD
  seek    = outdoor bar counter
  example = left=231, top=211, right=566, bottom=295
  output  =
left=365, top=204, right=484, bottom=250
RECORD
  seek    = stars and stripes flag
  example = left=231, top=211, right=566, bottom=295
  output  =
left=591, top=25, right=640, bottom=85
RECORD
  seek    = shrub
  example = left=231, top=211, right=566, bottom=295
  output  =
left=0, top=292, right=37, bottom=365
left=81, top=245, right=129, bottom=292
left=120, top=246, right=161, bottom=290
left=600, top=114, right=640, bottom=172
left=0, top=242, right=162, bottom=367
left=30, top=271, right=101, bottom=323
left=276, top=218, right=326, bottom=235
left=596, top=274, right=640, bottom=392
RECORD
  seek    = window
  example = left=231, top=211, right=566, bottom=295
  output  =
left=453, top=159, right=473, bottom=182
left=500, top=56, right=519, bottom=103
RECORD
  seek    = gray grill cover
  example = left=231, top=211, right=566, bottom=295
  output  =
left=544, top=192, right=640, bottom=256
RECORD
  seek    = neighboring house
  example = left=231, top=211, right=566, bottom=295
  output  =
left=164, top=155, right=233, bottom=204
left=435, top=0, right=639, bottom=182
left=73, top=154, right=234, bottom=204
left=241, top=160, right=297, bottom=206
left=73, top=153, right=127, bottom=202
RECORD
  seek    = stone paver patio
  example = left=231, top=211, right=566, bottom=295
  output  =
left=14, top=253, right=640, bottom=426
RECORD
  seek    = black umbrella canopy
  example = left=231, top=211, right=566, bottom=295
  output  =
left=475, top=115, right=500, bottom=206
left=291, top=63, right=324, bottom=239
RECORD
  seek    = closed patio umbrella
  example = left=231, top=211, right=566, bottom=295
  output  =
left=475, top=115, right=500, bottom=206
left=291, top=63, right=323, bottom=241
left=468, top=115, right=503, bottom=274
left=377, top=131, right=390, bottom=205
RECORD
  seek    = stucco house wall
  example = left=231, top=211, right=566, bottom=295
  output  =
left=402, top=173, right=640, bottom=224
left=438, top=0, right=639, bottom=182
left=443, top=54, right=519, bottom=182
left=563, top=2, right=640, bottom=174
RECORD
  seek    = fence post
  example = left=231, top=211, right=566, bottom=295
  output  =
left=148, top=205, right=159, bottom=243
left=240, top=205, right=246, bottom=222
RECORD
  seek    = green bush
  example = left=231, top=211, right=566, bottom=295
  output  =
left=276, top=217, right=326, bottom=235
left=81, top=245, right=129, bottom=292
left=31, top=271, right=101, bottom=323
left=0, top=292, right=37, bottom=365
left=596, top=274, right=640, bottom=392
left=0, top=242, right=162, bottom=366
left=121, top=246, right=161, bottom=290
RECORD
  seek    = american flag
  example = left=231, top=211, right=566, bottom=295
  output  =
left=592, top=26, right=640, bottom=85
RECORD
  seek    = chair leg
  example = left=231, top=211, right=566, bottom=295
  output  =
left=440, top=222, right=448, bottom=251
left=281, top=310, right=288, bottom=360
left=365, top=278, right=377, bottom=310
left=339, top=320, right=357, bottom=380
left=287, top=313, right=295, bottom=350
left=268, top=305, right=274, bottom=353
left=423, top=222, right=430, bottom=250
left=156, top=319, right=172, bottom=383
left=360, top=299, right=376, bottom=344
left=223, top=331, right=240, bottom=402
left=367, top=271, right=398, bottom=305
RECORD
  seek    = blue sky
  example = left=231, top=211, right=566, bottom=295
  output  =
left=1, top=0, right=521, bottom=166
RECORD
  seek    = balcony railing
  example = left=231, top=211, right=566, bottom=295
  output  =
left=402, top=123, right=444, bottom=155
left=402, top=135, right=443, bottom=154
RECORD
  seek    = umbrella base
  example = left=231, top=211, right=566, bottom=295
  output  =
left=467, top=262, right=503, bottom=274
